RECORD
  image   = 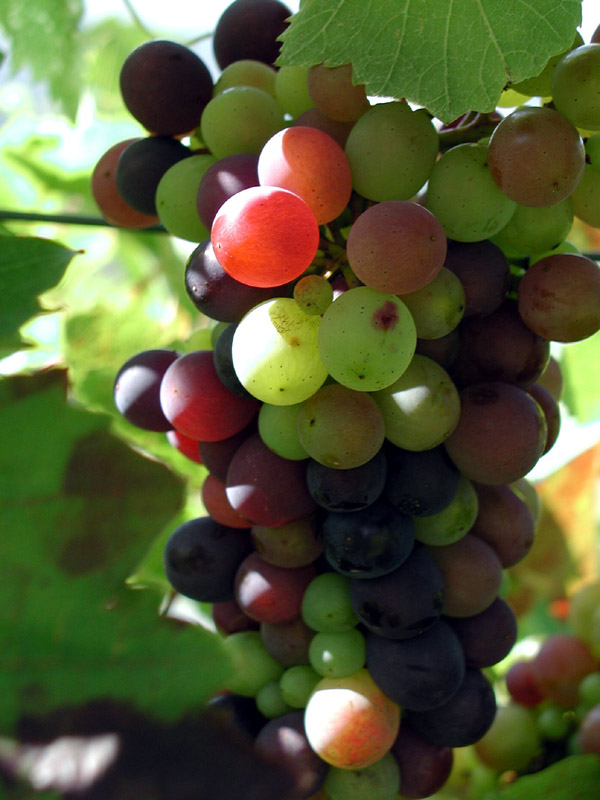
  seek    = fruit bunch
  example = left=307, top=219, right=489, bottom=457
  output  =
left=94, top=1, right=600, bottom=798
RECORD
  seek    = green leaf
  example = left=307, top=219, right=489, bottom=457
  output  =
left=486, top=754, right=600, bottom=799
left=0, top=236, right=79, bottom=351
left=560, top=333, right=600, bottom=424
left=0, top=370, right=231, bottom=732
left=0, top=0, right=84, bottom=120
left=278, top=0, right=583, bottom=122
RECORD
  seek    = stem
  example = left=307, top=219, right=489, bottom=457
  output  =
left=0, top=210, right=166, bottom=232
left=122, top=0, right=155, bottom=38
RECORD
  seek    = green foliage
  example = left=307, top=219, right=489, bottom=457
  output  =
left=561, top=333, right=600, bottom=424
left=279, top=0, right=583, bottom=122
left=487, top=754, right=600, bottom=799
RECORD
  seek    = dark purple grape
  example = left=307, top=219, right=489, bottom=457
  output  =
left=320, top=497, right=415, bottom=578
left=306, top=450, right=387, bottom=512
left=446, top=597, right=518, bottom=668
left=528, top=382, right=561, bottom=455
left=405, top=667, right=497, bottom=747
left=349, top=545, right=444, bottom=639
left=390, top=721, right=453, bottom=799
left=113, top=348, right=179, bottom=431
left=260, top=618, right=314, bottom=667
left=213, top=323, right=254, bottom=398
left=213, top=0, right=292, bottom=69
left=115, top=136, right=192, bottom=216
left=197, top=153, right=260, bottom=229
left=366, top=620, right=466, bottom=711
left=470, top=482, right=535, bottom=568
left=383, top=443, right=460, bottom=517
left=443, top=239, right=509, bottom=318
left=119, top=40, right=213, bottom=135
left=205, top=692, right=268, bottom=740
left=198, top=418, right=257, bottom=482
left=415, top=329, right=460, bottom=370
left=163, top=516, right=252, bottom=602
left=185, top=239, right=274, bottom=323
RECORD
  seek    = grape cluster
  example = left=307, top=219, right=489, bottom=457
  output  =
left=97, top=1, right=600, bottom=798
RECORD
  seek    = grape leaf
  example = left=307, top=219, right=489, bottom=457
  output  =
left=561, top=332, right=600, bottom=424
left=486, top=754, right=600, bottom=799
left=278, top=0, right=583, bottom=122
left=0, top=370, right=231, bottom=732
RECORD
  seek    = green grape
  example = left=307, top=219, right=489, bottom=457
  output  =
left=585, top=133, right=600, bottom=171
left=579, top=672, right=600, bottom=709
left=536, top=704, right=573, bottom=741
left=413, top=474, right=478, bottom=546
left=323, top=752, right=400, bottom=800
left=255, top=680, right=294, bottom=719
left=529, top=240, right=579, bottom=266
left=318, top=286, right=416, bottom=391
left=491, top=198, right=574, bottom=258
left=212, top=59, right=277, bottom=98
left=344, top=100, right=439, bottom=201
left=155, top=154, right=215, bottom=241
left=199, top=86, right=285, bottom=158
left=552, top=44, right=600, bottom=131
left=308, top=628, right=366, bottom=678
left=232, top=297, right=328, bottom=405
left=474, top=703, right=541, bottom=772
left=274, top=65, right=313, bottom=118
left=222, top=631, right=285, bottom=697
left=297, top=382, right=385, bottom=469
left=398, top=267, right=465, bottom=339
left=293, top=274, right=333, bottom=315
left=258, top=402, right=308, bottom=460
left=572, top=164, right=600, bottom=227
left=511, top=32, right=583, bottom=97
left=372, top=354, right=460, bottom=451
left=279, top=664, right=321, bottom=708
left=425, top=142, right=517, bottom=241
left=301, top=572, right=359, bottom=632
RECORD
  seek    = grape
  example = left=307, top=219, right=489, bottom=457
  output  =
left=486, top=106, right=585, bottom=207
left=202, top=473, right=253, bottom=529
left=213, top=58, right=277, bottom=97
left=163, top=516, right=252, bottom=602
left=320, top=497, right=415, bottom=579
left=155, top=153, right=215, bottom=242
left=279, top=664, right=322, bottom=709
left=306, top=450, right=387, bottom=513
left=231, top=297, right=327, bottom=405
left=260, top=617, right=314, bottom=667
left=301, top=572, right=359, bottom=633
left=415, top=329, right=461, bottom=371
left=474, top=703, right=541, bottom=772
left=443, top=381, right=547, bottom=485
left=470, top=482, right=535, bottom=568
left=344, top=100, right=438, bottom=201
left=235, top=552, right=316, bottom=625
left=213, top=322, right=254, bottom=399
left=293, top=107, right=355, bottom=149
left=308, top=628, right=367, bottom=678
left=213, top=0, right=292, bottom=69
left=205, top=691, right=267, bottom=740
left=579, top=673, right=600, bottom=710
left=372, top=354, right=461, bottom=451
left=211, top=186, right=320, bottom=288
left=196, top=153, right=259, bottom=230
left=517, top=253, right=600, bottom=343
left=576, top=706, right=600, bottom=755
left=450, top=299, right=551, bottom=390
left=200, top=86, right=285, bottom=159
left=537, top=705, right=573, bottom=741
left=412, top=474, right=478, bottom=547
left=251, top=516, right=323, bottom=568
left=213, top=598, right=259, bottom=635
left=114, top=348, right=179, bottom=431
left=425, top=534, right=503, bottom=617
left=425, top=142, right=517, bottom=241
left=306, top=63, right=369, bottom=122
left=222, top=630, right=285, bottom=697
left=530, top=634, right=598, bottom=707
left=256, top=680, right=293, bottom=719
left=159, top=350, right=259, bottom=441
left=346, top=201, right=446, bottom=295
left=226, top=432, right=317, bottom=527
left=390, top=721, right=453, bottom=799
left=446, top=596, right=518, bottom=668
left=571, top=163, right=600, bottom=227
left=166, top=429, right=203, bottom=464
left=115, top=135, right=192, bottom=216
left=119, top=40, right=213, bottom=135
left=443, top=239, right=509, bottom=318
left=528, top=382, right=561, bottom=455
left=491, top=198, right=574, bottom=259
left=383, top=443, right=460, bottom=518
left=405, top=667, right=497, bottom=747
left=398, top=267, right=465, bottom=340
left=349, top=545, right=444, bottom=639
left=551, top=44, right=600, bottom=131
left=254, top=711, right=329, bottom=800
left=258, top=402, right=308, bottom=460
left=198, top=418, right=257, bottom=482
left=569, top=580, right=600, bottom=646
left=293, top=275, right=333, bottom=316
left=318, top=286, right=416, bottom=392
left=505, top=660, right=546, bottom=708
left=91, top=139, right=159, bottom=228
left=322, top=752, right=400, bottom=800
left=537, top=355, right=563, bottom=401
left=258, top=126, right=353, bottom=224
left=274, top=65, right=313, bottom=118
left=297, top=383, right=385, bottom=469
left=511, top=32, right=583, bottom=97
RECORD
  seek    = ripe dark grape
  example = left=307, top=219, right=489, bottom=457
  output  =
left=306, top=450, right=387, bottom=513
left=212, top=598, right=260, bottom=635
left=383, top=444, right=461, bottom=517
left=470, top=482, right=535, bottom=568
left=446, top=597, right=518, bottom=668
left=213, top=322, right=254, bottom=398
left=443, top=239, right=510, bottom=318
left=213, top=0, right=292, bottom=69
left=260, top=617, right=314, bottom=667
left=390, top=722, right=453, bottom=799
left=196, top=153, right=260, bottom=229
left=114, top=348, right=179, bottom=431
left=528, top=382, right=561, bottom=454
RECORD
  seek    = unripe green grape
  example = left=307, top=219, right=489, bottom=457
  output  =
left=474, top=703, right=541, bottom=772
left=308, top=629, right=366, bottom=678
left=279, top=664, right=321, bottom=708
left=579, top=673, right=600, bottom=709
left=344, top=100, right=439, bottom=201
left=258, top=402, right=308, bottom=460
left=275, top=65, right=313, bottom=117
left=491, top=198, right=574, bottom=259
left=213, top=59, right=277, bottom=98
left=222, top=631, right=285, bottom=697
left=372, top=354, right=460, bottom=451
left=552, top=44, right=600, bottom=131
left=426, top=142, right=517, bottom=241
left=256, top=680, right=294, bottom=718
left=155, top=154, right=215, bottom=241
left=511, top=32, right=583, bottom=97
left=572, top=164, right=600, bottom=227
left=413, top=474, right=478, bottom=546
left=398, top=267, right=465, bottom=339
left=529, top=240, right=579, bottom=266
left=323, top=752, right=400, bottom=800
left=302, top=572, right=359, bottom=632
left=293, top=274, right=333, bottom=315
left=536, top=704, right=573, bottom=740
